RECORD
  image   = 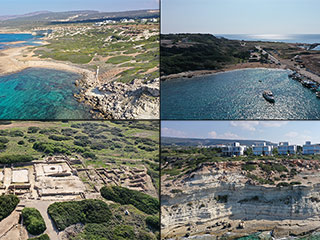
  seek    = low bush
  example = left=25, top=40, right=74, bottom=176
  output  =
left=29, top=234, right=50, bottom=240
left=22, top=208, right=46, bottom=235
left=100, top=186, right=159, bottom=215
left=145, top=215, right=159, bottom=230
left=28, top=127, right=40, bottom=134
left=0, top=155, right=33, bottom=164
left=0, top=195, right=19, bottom=221
left=9, top=130, right=24, bottom=137
left=48, top=199, right=112, bottom=231
left=48, top=135, right=72, bottom=141
left=33, top=142, right=70, bottom=155
left=82, top=152, right=96, bottom=159
left=0, top=137, right=9, bottom=144
left=242, top=164, right=256, bottom=171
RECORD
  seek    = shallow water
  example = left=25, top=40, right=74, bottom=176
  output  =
left=0, top=68, right=91, bottom=119
left=0, top=33, right=41, bottom=49
left=161, top=68, right=320, bottom=120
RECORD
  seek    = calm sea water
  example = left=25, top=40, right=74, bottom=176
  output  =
left=217, top=34, right=320, bottom=44
left=0, top=33, right=41, bottom=49
left=161, top=68, right=320, bottom=120
left=0, top=68, right=91, bottom=119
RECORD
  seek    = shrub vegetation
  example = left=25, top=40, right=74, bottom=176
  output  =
left=48, top=199, right=112, bottom=231
left=100, top=186, right=159, bottom=215
left=22, top=207, right=46, bottom=235
left=0, top=195, right=19, bottom=221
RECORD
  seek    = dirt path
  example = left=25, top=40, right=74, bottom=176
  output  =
left=24, top=200, right=60, bottom=240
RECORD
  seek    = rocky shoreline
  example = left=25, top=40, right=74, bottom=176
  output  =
left=74, top=73, right=159, bottom=119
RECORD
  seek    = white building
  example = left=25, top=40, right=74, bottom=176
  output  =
left=303, top=141, right=320, bottom=155
left=278, top=142, right=297, bottom=155
left=222, top=142, right=246, bottom=156
left=252, top=142, right=273, bottom=156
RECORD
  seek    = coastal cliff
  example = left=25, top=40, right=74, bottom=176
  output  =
left=161, top=163, right=320, bottom=239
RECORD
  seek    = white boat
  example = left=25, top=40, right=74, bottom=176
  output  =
left=263, top=90, right=275, bottom=103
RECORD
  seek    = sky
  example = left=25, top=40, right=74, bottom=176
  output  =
left=161, top=121, right=320, bottom=145
left=161, top=0, right=320, bottom=34
left=0, top=0, right=159, bottom=15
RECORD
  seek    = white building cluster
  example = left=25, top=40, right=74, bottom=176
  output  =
left=219, top=140, right=320, bottom=156
left=94, top=18, right=158, bottom=26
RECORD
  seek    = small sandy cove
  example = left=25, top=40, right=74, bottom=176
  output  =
left=161, top=62, right=284, bottom=80
left=0, top=46, right=95, bottom=82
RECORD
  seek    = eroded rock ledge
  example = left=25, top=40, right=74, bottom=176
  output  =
left=161, top=162, right=320, bottom=239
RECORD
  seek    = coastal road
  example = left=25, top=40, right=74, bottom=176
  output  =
left=256, top=45, right=320, bottom=83
left=256, top=45, right=280, bottom=64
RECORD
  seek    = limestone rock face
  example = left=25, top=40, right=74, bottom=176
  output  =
left=161, top=168, right=320, bottom=239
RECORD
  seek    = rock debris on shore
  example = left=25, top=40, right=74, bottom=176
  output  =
left=75, top=72, right=159, bottom=119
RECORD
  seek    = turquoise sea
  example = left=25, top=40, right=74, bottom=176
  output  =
left=0, top=33, right=41, bottom=49
left=0, top=68, right=91, bottom=119
left=161, top=68, right=320, bottom=120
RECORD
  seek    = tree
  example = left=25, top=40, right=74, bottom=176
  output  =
left=297, top=146, right=303, bottom=154
left=272, top=148, right=279, bottom=156
left=244, top=147, right=253, bottom=156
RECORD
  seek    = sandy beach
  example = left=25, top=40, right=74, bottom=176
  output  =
left=161, top=62, right=284, bottom=80
left=0, top=45, right=96, bottom=82
left=1, top=41, right=27, bottom=45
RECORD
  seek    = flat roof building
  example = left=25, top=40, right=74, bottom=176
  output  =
left=278, top=142, right=297, bottom=155
left=222, top=142, right=246, bottom=156
left=253, top=142, right=273, bottom=156
left=303, top=141, right=320, bottom=155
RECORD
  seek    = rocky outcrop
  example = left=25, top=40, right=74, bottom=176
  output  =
left=60, top=223, right=84, bottom=240
left=161, top=167, right=320, bottom=239
left=75, top=75, right=159, bottom=119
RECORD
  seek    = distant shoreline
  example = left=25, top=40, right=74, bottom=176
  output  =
left=161, top=62, right=285, bottom=81
left=0, top=31, right=32, bottom=34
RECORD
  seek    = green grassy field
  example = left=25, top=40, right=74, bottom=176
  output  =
left=34, top=23, right=159, bottom=83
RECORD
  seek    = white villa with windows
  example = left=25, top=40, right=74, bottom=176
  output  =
left=222, top=142, right=246, bottom=156
left=278, top=142, right=297, bottom=155
left=303, top=141, right=320, bottom=155
left=252, top=142, right=273, bottom=156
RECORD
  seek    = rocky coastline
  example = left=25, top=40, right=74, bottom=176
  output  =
left=74, top=73, right=159, bottom=119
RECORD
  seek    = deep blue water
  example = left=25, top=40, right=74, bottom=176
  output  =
left=0, top=33, right=41, bottom=49
left=161, top=68, right=320, bottom=120
left=217, top=34, right=320, bottom=44
left=0, top=68, right=91, bottom=119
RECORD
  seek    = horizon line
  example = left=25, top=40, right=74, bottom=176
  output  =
left=0, top=8, right=159, bottom=17
left=161, top=32, right=320, bottom=35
